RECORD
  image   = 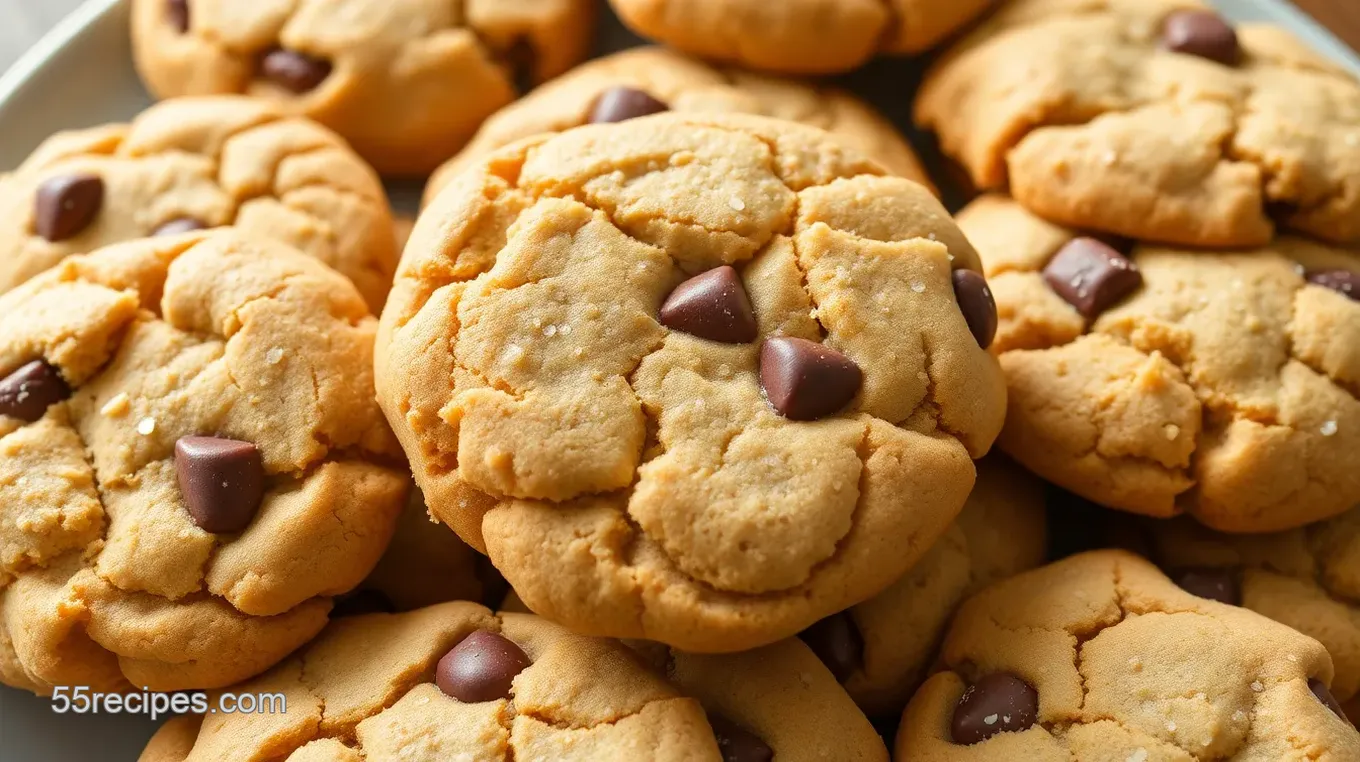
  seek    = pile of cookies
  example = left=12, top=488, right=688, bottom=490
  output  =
left=2, top=0, right=1358, bottom=760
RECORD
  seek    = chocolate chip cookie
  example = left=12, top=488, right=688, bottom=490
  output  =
left=0, top=97, right=397, bottom=310
left=1151, top=511, right=1360, bottom=721
left=425, top=47, right=931, bottom=204
left=800, top=456, right=1047, bottom=718
left=958, top=194, right=1360, bottom=532
left=609, top=0, right=1000, bottom=74
left=0, top=231, right=406, bottom=695
left=917, top=0, right=1360, bottom=247
left=131, top=0, right=596, bottom=176
left=896, top=550, right=1360, bottom=759
left=378, top=113, right=1007, bottom=652
left=139, top=602, right=888, bottom=761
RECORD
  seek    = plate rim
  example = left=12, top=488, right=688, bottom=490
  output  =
left=0, top=0, right=122, bottom=107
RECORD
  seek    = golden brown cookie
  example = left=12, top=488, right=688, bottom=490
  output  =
left=1149, top=510, right=1360, bottom=722
left=958, top=194, right=1360, bottom=532
left=378, top=113, right=1007, bottom=652
left=0, top=231, right=406, bottom=695
left=139, top=603, right=888, bottom=761
left=799, top=456, right=1047, bottom=718
left=425, top=47, right=931, bottom=203
left=131, top=0, right=596, bottom=176
left=896, top=550, right=1360, bottom=759
left=609, top=0, right=1000, bottom=74
left=0, top=97, right=397, bottom=310
left=917, top=0, right=1360, bottom=247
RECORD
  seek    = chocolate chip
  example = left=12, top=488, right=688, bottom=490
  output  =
left=330, top=589, right=396, bottom=618
left=152, top=217, right=207, bottom=237
left=174, top=436, right=265, bottom=534
left=760, top=337, right=862, bottom=421
left=0, top=361, right=70, bottom=422
left=436, top=630, right=531, bottom=703
left=1042, top=237, right=1143, bottom=318
left=589, top=87, right=670, bottom=124
left=260, top=48, right=332, bottom=93
left=1310, top=678, right=1351, bottom=724
left=659, top=266, right=758, bottom=344
left=951, top=673, right=1039, bottom=744
left=799, top=612, right=863, bottom=683
left=166, top=0, right=190, bottom=33
left=1162, top=10, right=1240, bottom=65
left=952, top=269, right=998, bottom=349
left=35, top=173, right=104, bottom=242
left=1307, top=270, right=1360, bottom=302
left=707, top=714, right=774, bottom=762
left=1173, top=568, right=1241, bottom=606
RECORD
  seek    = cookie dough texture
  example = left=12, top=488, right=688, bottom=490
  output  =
left=378, top=113, right=1007, bottom=652
left=840, top=456, right=1046, bottom=717
left=609, top=0, right=999, bottom=73
left=959, top=194, right=1360, bottom=532
left=0, top=232, right=406, bottom=694
left=131, top=0, right=596, bottom=176
left=139, top=603, right=887, bottom=761
left=916, top=0, right=1360, bottom=247
left=1152, top=511, right=1360, bottom=720
left=425, top=47, right=931, bottom=202
left=896, top=550, right=1360, bottom=760
left=0, top=97, right=396, bottom=310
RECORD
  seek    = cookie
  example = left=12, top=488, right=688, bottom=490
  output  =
left=916, top=0, right=1360, bottom=247
left=800, top=456, right=1047, bottom=718
left=896, top=550, right=1360, bottom=759
left=1149, top=511, right=1360, bottom=721
left=425, top=47, right=931, bottom=204
left=609, top=0, right=999, bottom=74
left=0, top=231, right=407, bottom=694
left=139, top=602, right=888, bottom=761
left=377, top=113, right=1007, bottom=652
left=131, top=0, right=596, bottom=175
left=958, top=194, right=1360, bottom=532
left=0, top=96, right=397, bottom=311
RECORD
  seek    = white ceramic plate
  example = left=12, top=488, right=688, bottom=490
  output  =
left=1, top=1, right=1357, bottom=759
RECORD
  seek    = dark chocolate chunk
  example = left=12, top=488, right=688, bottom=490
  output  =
left=1042, top=237, right=1143, bottom=318
left=260, top=48, right=332, bottom=93
left=1173, top=568, right=1241, bottom=606
left=0, top=361, right=70, bottom=422
left=589, top=87, right=670, bottom=124
left=1162, top=10, right=1240, bottom=65
left=707, top=713, right=774, bottom=762
left=952, top=269, right=998, bottom=349
left=660, top=266, right=758, bottom=343
left=1307, top=270, right=1360, bottom=302
left=759, top=337, right=862, bottom=421
left=435, top=630, right=531, bottom=703
left=799, top=612, right=863, bottom=683
left=174, top=436, right=265, bottom=534
left=35, top=173, right=104, bottom=242
left=951, top=673, right=1040, bottom=744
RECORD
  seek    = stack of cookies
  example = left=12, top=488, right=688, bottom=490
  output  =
left=1, top=1, right=1358, bottom=760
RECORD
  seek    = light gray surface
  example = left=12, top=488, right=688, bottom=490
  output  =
left=1, top=0, right=1359, bottom=760
left=0, top=1, right=82, bottom=72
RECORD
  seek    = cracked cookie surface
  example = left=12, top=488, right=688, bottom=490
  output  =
left=131, top=0, right=596, bottom=176
left=425, top=47, right=931, bottom=203
left=1150, top=510, right=1360, bottom=722
left=139, top=603, right=888, bottom=762
left=377, top=112, right=1006, bottom=652
left=0, top=96, right=396, bottom=310
left=802, top=455, right=1046, bottom=718
left=896, top=550, right=1360, bottom=760
left=0, top=231, right=406, bottom=695
left=959, top=194, right=1360, bottom=532
left=916, top=0, right=1360, bottom=247
left=609, top=0, right=1000, bottom=73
